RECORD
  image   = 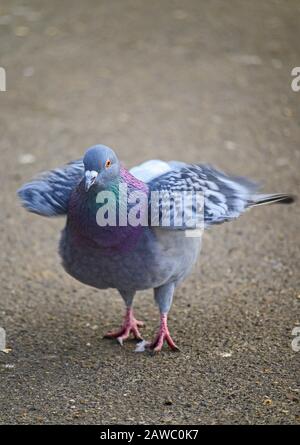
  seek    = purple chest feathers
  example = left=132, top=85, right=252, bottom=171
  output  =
left=67, top=168, right=149, bottom=254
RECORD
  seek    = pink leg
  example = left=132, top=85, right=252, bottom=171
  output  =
left=104, top=307, right=144, bottom=345
left=147, top=313, right=179, bottom=352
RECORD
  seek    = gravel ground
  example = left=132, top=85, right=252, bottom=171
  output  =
left=0, top=0, right=299, bottom=425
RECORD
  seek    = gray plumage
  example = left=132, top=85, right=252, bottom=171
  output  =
left=18, top=159, right=84, bottom=216
left=17, top=145, right=294, bottom=352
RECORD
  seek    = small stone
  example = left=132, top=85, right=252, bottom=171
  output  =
left=2, top=348, right=12, bottom=354
left=263, top=398, right=273, bottom=406
left=35, top=416, right=44, bottom=422
left=4, top=364, right=14, bottom=369
left=219, top=351, right=233, bottom=358
left=164, top=399, right=173, bottom=406
left=225, top=141, right=236, bottom=151
left=18, top=153, right=36, bottom=164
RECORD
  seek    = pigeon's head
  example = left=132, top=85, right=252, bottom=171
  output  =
left=83, top=145, right=120, bottom=191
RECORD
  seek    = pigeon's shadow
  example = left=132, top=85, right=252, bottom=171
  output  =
left=5, top=299, right=166, bottom=373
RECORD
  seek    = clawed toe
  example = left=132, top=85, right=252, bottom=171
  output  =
left=104, top=309, right=144, bottom=345
left=104, top=326, right=143, bottom=343
left=147, top=334, right=180, bottom=353
left=135, top=337, right=179, bottom=353
left=105, top=310, right=179, bottom=353
left=135, top=314, right=179, bottom=353
left=103, top=329, right=124, bottom=339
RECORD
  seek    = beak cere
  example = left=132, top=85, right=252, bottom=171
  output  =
left=85, top=170, right=98, bottom=191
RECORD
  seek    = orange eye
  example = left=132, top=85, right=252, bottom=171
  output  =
left=105, top=159, right=112, bottom=168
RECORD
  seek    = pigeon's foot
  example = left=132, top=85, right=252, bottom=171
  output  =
left=135, top=314, right=179, bottom=353
left=104, top=308, right=144, bottom=345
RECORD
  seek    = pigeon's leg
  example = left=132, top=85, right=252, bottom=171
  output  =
left=136, top=283, right=179, bottom=353
left=104, top=290, right=144, bottom=345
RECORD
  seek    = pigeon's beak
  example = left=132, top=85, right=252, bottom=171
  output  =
left=85, top=170, right=98, bottom=192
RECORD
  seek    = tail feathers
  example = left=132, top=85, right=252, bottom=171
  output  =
left=251, top=193, right=295, bottom=207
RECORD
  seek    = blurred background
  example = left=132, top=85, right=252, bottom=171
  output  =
left=0, top=0, right=299, bottom=425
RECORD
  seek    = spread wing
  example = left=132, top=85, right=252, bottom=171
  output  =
left=131, top=160, right=259, bottom=228
left=18, top=159, right=84, bottom=216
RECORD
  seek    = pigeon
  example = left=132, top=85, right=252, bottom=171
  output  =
left=18, top=144, right=294, bottom=352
